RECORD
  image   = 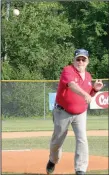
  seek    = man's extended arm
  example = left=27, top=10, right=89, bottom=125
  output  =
left=68, top=81, right=92, bottom=104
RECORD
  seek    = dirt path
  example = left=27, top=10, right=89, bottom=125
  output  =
left=2, top=130, right=108, bottom=174
left=2, top=149, right=108, bottom=174
left=2, top=130, right=108, bottom=138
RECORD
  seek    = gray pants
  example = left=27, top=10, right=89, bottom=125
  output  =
left=49, top=108, right=88, bottom=172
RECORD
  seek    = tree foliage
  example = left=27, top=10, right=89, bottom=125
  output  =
left=1, top=1, right=108, bottom=79
left=1, top=1, right=108, bottom=117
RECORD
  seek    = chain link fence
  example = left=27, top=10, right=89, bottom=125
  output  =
left=1, top=79, right=108, bottom=119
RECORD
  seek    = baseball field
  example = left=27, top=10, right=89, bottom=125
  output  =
left=2, top=117, right=108, bottom=175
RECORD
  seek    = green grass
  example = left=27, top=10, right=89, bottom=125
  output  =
left=2, top=136, right=108, bottom=157
left=2, top=135, right=108, bottom=175
left=87, top=170, right=108, bottom=174
left=2, top=117, right=108, bottom=175
left=2, top=118, right=54, bottom=132
left=2, top=117, right=108, bottom=132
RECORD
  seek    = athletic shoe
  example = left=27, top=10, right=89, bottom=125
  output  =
left=46, top=160, right=55, bottom=174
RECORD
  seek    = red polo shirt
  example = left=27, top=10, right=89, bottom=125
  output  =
left=56, top=65, right=93, bottom=114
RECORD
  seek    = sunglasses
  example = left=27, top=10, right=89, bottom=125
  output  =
left=76, top=58, right=86, bottom=62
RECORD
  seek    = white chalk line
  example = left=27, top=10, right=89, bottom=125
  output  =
left=2, top=149, right=31, bottom=152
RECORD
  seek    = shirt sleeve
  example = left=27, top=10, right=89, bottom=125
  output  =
left=61, top=66, right=75, bottom=85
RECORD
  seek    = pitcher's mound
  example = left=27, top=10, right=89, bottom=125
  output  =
left=2, top=149, right=108, bottom=174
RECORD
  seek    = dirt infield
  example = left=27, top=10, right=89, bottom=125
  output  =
left=2, top=149, right=108, bottom=174
left=2, top=130, right=108, bottom=174
left=2, top=130, right=108, bottom=138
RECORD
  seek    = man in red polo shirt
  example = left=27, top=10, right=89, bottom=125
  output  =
left=46, top=49, right=103, bottom=175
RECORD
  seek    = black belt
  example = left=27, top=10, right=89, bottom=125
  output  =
left=54, top=103, right=79, bottom=115
left=55, top=104, right=65, bottom=111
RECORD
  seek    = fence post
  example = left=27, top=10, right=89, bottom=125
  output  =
left=44, top=82, right=46, bottom=119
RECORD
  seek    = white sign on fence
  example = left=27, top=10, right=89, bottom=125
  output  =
left=49, top=93, right=56, bottom=110
left=49, top=91, right=108, bottom=110
left=90, top=91, right=108, bottom=109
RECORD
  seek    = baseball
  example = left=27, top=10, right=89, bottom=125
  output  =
left=13, top=9, right=20, bottom=16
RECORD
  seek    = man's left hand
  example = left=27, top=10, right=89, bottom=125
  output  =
left=93, top=79, right=104, bottom=91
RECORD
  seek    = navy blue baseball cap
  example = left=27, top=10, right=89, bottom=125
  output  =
left=74, top=49, right=89, bottom=59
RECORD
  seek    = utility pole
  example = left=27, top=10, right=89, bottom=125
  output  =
left=4, top=0, right=10, bottom=61
left=6, top=0, right=10, bottom=21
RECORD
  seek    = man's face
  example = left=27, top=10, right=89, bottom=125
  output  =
left=73, top=56, right=89, bottom=72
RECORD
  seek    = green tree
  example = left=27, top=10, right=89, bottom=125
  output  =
left=2, top=1, right=74, bottom=80
left=2, top=1, right=108, bottom=79
left=61, top=1, right=109, bottom=78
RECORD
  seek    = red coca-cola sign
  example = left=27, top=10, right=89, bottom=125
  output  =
left=96, top=92, right=108, bottom=108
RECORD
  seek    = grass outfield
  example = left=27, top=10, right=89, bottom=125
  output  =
left=2, top=171, right=109, bottom=174
left=2, top=136, right=108, bottom=157
left=2, top=137, right=108, bottom=174
left=2, top=170, right=109, bottom=174
left=2, top=117, right=108, bottom=174
left=2, top=117, right=108, bottom=132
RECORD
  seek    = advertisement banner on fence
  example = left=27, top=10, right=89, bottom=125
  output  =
left=90, top=91, right=108, bottom=109
left=49, top=91, right=108, bottom=110
left=49, top=93, right=56, bottom=110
